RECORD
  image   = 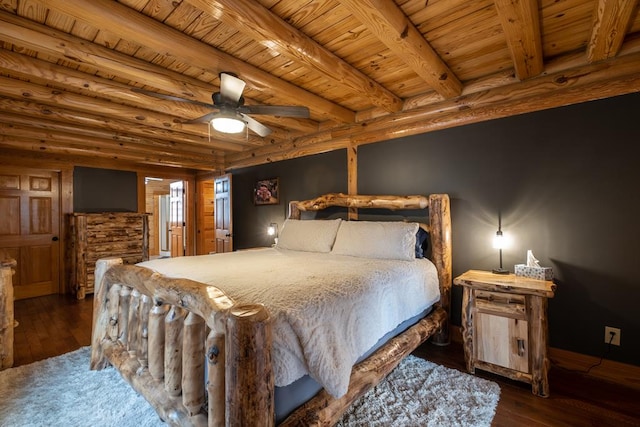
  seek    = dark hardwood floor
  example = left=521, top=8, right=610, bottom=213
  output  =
left=13, top=294, right=93, bottom=367
left=12, top=294, right=640, bottom=426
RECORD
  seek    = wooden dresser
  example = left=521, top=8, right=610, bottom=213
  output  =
left=69, top=213, right=150, bottom=299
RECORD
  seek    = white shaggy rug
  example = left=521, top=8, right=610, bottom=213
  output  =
left=0, top=347, right=499, bottom=427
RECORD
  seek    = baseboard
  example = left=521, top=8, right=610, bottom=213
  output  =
left=548, top=347, right=640, bottom=390
left=448, top=326, right=640, bottom=391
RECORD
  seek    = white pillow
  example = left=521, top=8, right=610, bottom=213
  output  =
left=275, top=218, right=342, bottom=253
left=331, top=221, right=419, bottom=261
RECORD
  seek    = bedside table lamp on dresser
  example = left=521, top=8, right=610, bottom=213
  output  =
left=454, top=270, right=556, bottom=397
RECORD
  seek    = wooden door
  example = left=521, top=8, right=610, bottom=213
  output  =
left=169, top=181, right=185, bottom=257
left=0, top=168, right=60, bottom=300
left=214, top=174, right=233, bottom=253
left=196, top=179, right=215, bottom=255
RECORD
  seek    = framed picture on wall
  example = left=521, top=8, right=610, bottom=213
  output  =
left=254, top=177, right=279, bottom=205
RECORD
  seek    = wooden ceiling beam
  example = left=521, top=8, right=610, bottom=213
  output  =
left=225, top=51, right=640, bottom=169
left=0, top=49, right=318, bottom=136
left=225, top=134, right=351, bottom=170
left=0, top=12, right=214, bottom=108
left=185, top=0, right=403, bottom=113
left=0, top=75, right=274, bottom=149
left=0, top=148, right=205, bottom=176
left=0, top=113, right=223, bottom=158
left=494, top=0, right=544, bottom=80
left=32, top=0, right=355, bottom=124
left=0, top=122, right=222, bottom=167
left=0, top=12, right=313, bottom=140
left=0, top=50, right=302, bottom=142
left=0, top=96, right=247, bottom=153
left=337, top=0, right=462, bottom=99
left=0, top=134, right=221, bottom=171
left=587, top=0, right=639, bottom=62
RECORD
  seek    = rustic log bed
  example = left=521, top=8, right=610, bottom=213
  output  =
left=90, top=193, right=452, bottom=426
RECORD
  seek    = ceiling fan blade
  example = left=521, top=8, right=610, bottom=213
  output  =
left=131, top=88, right=214, bottom=109
left=185, top=112, right=218, bottom=124
left=241, top=113, right=272, bottom=137
left=239, top=104, right=310, bottom=118
left=220, top=72, right=246, bottom=103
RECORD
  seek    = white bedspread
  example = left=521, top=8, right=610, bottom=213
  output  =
left=138, top=248, right=440, bottom=397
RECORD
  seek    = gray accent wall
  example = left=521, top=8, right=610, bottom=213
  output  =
left=232, top=92, right=640, bottom=366
left=232, top=150, right=348, bottom=249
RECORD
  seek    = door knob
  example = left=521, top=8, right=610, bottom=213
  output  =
left=52, top=236, right=59, bottom=242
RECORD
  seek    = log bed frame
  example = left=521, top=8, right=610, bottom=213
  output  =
left=90, top=193, right=452, bottom=426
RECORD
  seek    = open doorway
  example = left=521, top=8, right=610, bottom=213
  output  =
left=144, top=177, right=187, bottom=259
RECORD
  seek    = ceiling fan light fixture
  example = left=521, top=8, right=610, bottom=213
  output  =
left=210, top=113, right=246, bottom=134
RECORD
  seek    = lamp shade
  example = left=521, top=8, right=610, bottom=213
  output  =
left=211, top=113, right=246, bottom=134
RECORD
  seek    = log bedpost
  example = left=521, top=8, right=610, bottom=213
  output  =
left=225, top=304, right=274, bottom=427
left=90, top=257, right=123, bottom=369
left=428, top=194, right=452, bottom=345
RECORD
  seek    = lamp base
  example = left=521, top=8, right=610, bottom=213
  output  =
left=492, top=268, right=509, bottom=275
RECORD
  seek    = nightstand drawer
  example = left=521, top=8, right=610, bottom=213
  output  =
left=474, top=290, right=526, bottom=318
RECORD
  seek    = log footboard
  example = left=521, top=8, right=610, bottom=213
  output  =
left=91, top=260, right=447, bottom=427
left=90, top=258, right=274, bottom=427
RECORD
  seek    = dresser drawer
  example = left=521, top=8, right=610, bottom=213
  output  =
left=474, top=290, right=526, bottom=318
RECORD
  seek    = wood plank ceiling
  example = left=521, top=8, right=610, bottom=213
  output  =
left=1, top=0, right=639, bottom=173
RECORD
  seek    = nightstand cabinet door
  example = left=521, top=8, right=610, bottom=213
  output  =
left=473, top=289, right=529, bottom=373
left=475, top=312, right=529, bottom=373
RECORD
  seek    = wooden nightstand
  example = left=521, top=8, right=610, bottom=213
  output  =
left=454, top=269, right=556, bottom=397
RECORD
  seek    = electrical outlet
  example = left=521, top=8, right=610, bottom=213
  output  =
left=604, top=326, right=621, bottom=346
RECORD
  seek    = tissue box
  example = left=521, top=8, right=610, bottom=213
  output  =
left=515, top=264, right=553, bottom=281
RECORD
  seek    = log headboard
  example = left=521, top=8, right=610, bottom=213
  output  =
left=288, top=193, right=452, bottom=344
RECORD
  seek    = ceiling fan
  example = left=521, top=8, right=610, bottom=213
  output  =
left=133, top=72, right=310, bottom=137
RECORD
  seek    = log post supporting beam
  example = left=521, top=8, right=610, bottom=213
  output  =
left=347, top=143, right=358, bottom=220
